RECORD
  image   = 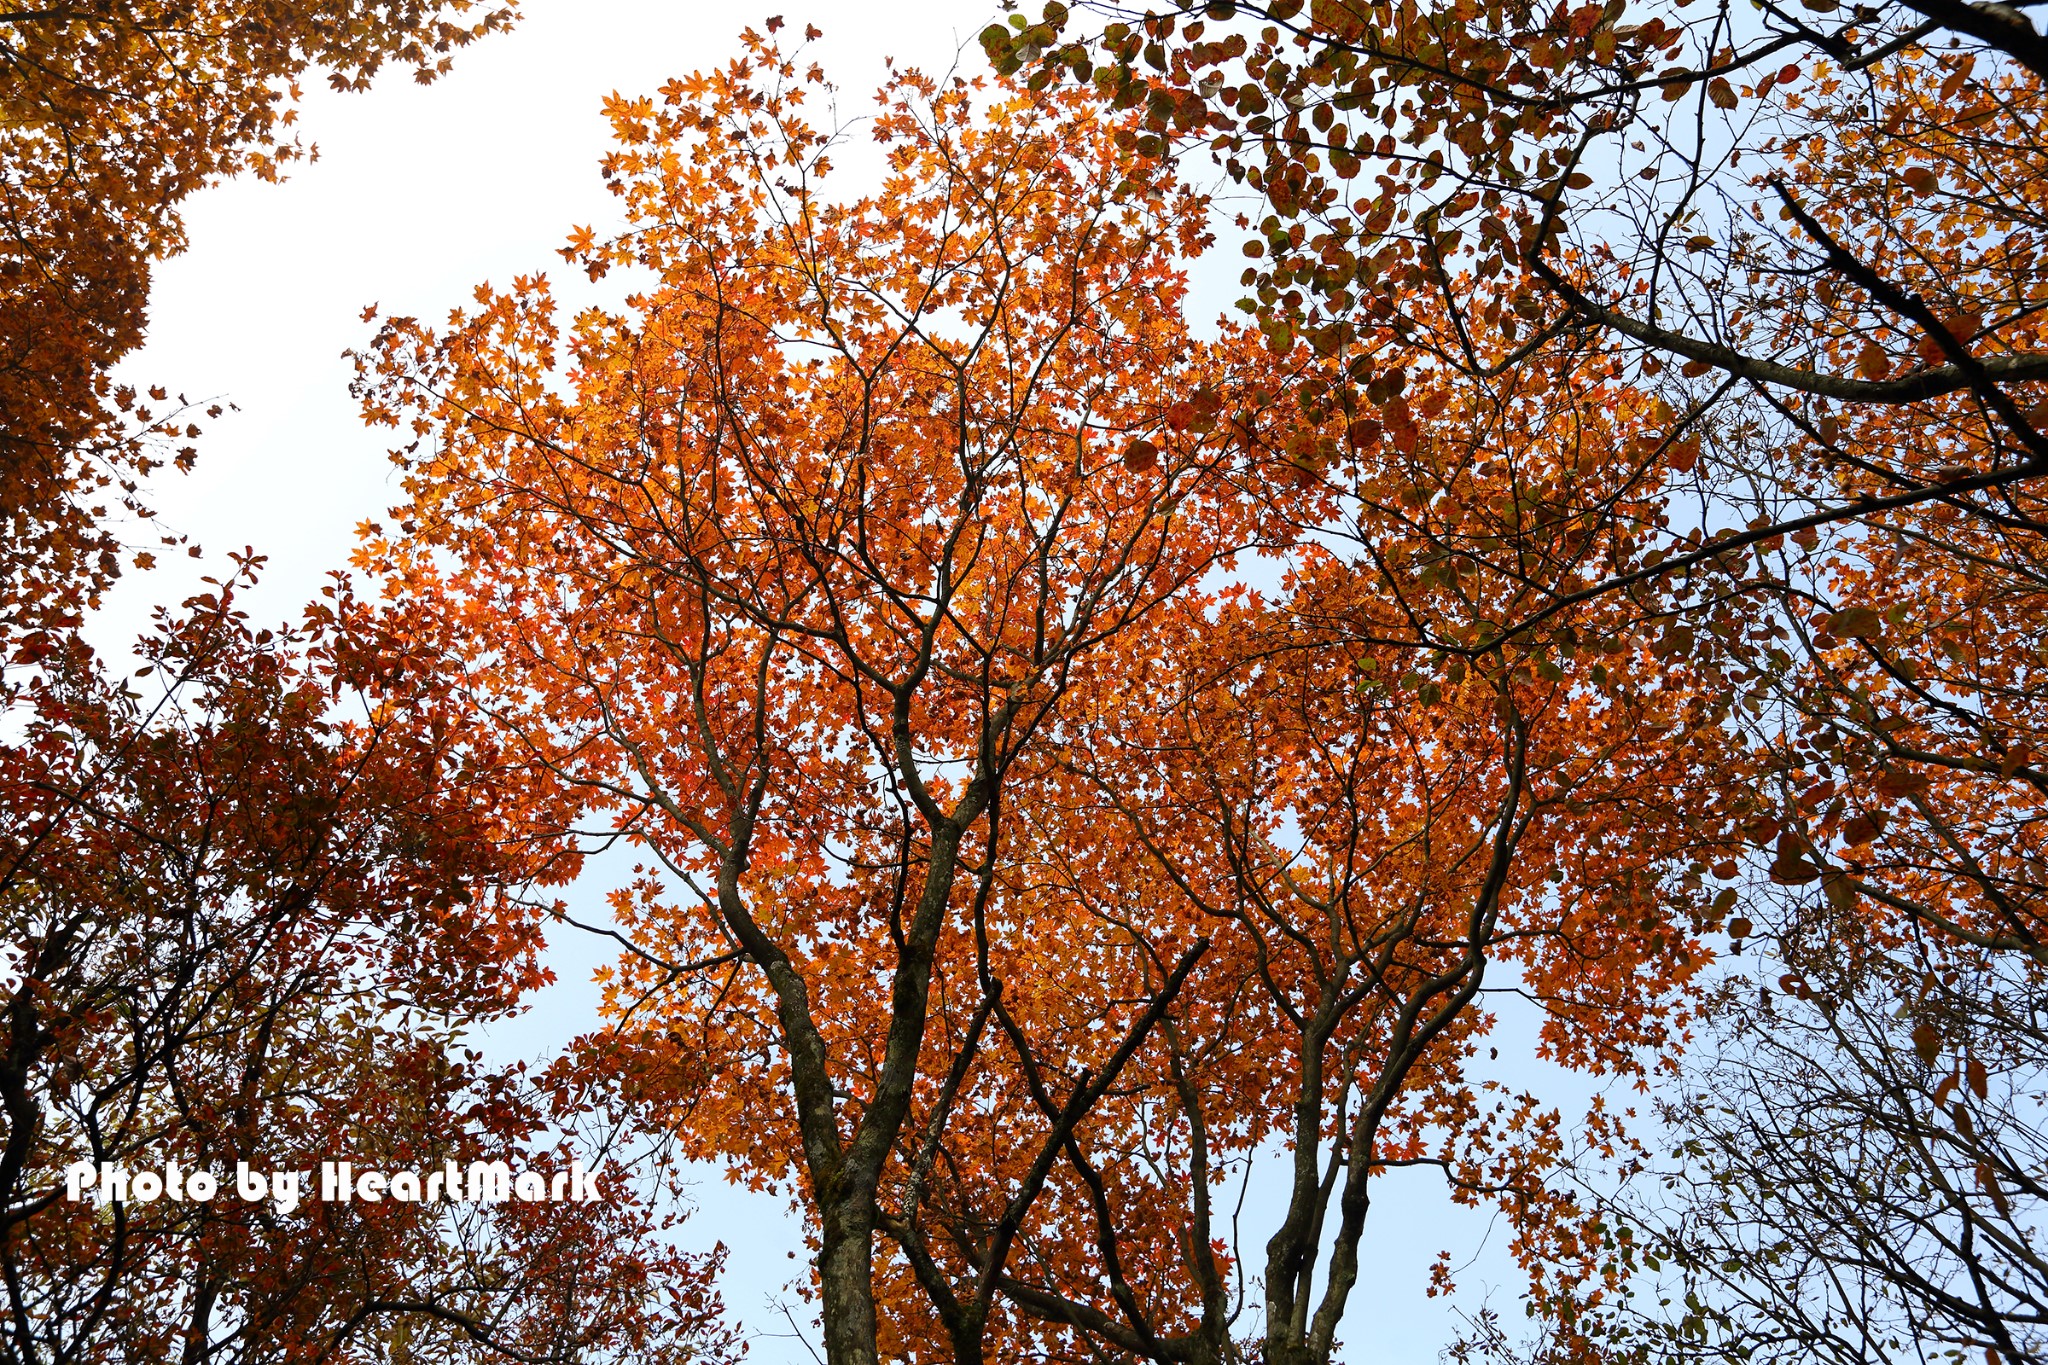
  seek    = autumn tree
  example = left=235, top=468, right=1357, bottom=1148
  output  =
left=1506, top=374, right=2048, bottom=1361
left=0, top=566, right=737, bottom=1365
left=977, top=0, right=2048, bottom=1357
left=353, top=29, right=1295, bottom=1365
left=853, top=311, right=1779, bottom=1365
left=0, top=0, right=517, bottom=639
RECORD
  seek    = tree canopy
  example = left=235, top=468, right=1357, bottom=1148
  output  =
left=7, top=2, right=2047, bottom=1364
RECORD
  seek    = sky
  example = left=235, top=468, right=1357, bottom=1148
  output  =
left=102, top=4, right=1570, bottom=1357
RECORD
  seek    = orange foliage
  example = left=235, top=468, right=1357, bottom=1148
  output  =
left=356, top=26, right=1771, bottom=1365
left=981, top=2, right=2048, bottom=1360
left=0, top=0, right=516, bottom=638
left=355, top=31, right=1296, bottom=1365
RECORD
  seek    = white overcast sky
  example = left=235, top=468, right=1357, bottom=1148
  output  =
left=104, top=4, right=1548, bottom=1356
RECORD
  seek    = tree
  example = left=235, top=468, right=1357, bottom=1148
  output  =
left=352, top=33, right=1789, bottom=1365
left=1534, top=925, right=2048, bottom=1365
left=0, top=0, right=517, bottom=638
left=883, top=337, right=1760, bottom=1365
left=0, top=568, right=736, bottom=1364
left=1507, top=367, right=2048, bottom=1362
left=352, top=13, right=1854, bottom=1359
left=353, top=29, right=1278, bottom=1365
left=978, top=0, right=2048, bottom=1358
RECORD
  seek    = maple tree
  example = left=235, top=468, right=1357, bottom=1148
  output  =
left=348, top=21, right=1794, bottom=1365
left=0, top=568, right=736, bottom=1364
left=349, top=29, right=1320, bottom=1365
left=970, top=1, right=2048, bottom=1359
left=878, top=336, right=1770, bottom=1365
left=0, top=0, right=518, bottom=641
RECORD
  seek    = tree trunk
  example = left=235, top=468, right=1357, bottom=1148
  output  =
left=819, top=1201, right=881, bottom=1365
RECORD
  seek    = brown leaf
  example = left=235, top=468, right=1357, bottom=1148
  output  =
left=1875, top=770, right=1931, bottom=799
left=1768, top=853, right=1821, bottom=885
